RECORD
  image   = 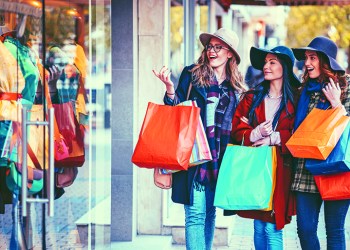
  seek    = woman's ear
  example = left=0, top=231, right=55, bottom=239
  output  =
left=227, top=51, right=233, bottom=59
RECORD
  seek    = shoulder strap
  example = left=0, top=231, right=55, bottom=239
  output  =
left=12, top=122, right=42, bottom=170
left=186, top=83, right=192, bottom=101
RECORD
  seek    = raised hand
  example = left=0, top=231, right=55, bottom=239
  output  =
left=48, top=65, right=63, bottom=82
left=152, top=66, right=175, bottom=97
left=322, top=77, right=342, bottom=108
left=152, top=66, right=174, bottom=88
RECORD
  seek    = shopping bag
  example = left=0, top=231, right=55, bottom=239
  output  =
left=214, top=144, right=277, bottom=210
left=0, top=120, right=13, bottom=159
left=131, top=102, right=200, bottom=170
left=305, top=122, right=350, bottom=175
left=6, top=142, right=44, bottom=195
left=177, top=100, right=212, bottom=166
left=5, top=161, right=43, bottom=195
left=314, top=172, right=350, bottom=200
left=53, top=102, right=85, bottom=168
left=38, top=62, right=81, bottom=165
left=286, top=107, right=349, bottom=160
left=153, top=168, right=172, bottom=189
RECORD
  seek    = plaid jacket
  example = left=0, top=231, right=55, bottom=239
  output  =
left=291, top=76, right=350, bottom=193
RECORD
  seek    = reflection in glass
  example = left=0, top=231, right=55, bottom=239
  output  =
left=0, top=1, right=111, bottom=249
left=170, top=0, right=184, bottom=87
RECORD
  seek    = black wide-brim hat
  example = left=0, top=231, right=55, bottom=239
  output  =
left=292, top=36, right=345, bottom=74
left=250, top=46, right=300, bottom=87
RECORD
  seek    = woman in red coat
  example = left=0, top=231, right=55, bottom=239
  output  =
left=229, top=46, right=299, bottom=249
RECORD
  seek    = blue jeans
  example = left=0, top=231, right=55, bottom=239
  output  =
left=254, top=219, right=283, bottom=250
left=296, top=191, right=350, bottom=250
left=184, top=183, right=216, bottom=250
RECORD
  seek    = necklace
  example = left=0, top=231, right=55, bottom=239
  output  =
left=267, top=91, right=282, bottom=99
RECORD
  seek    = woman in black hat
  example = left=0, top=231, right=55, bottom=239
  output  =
left=291, top=36, right=350, bottom=250
left=230, top=45, right=299, bottom=249
left=153, top=28, right=247, bottom=250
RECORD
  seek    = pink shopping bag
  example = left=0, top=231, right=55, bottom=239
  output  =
left=178, top=100, right=212, bottom=166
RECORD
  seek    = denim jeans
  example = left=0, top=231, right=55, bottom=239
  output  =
left=296, top=191, right=350, bottom=250
left=184, top=183, right=216, bottom=250
left=254, top=219, right=283, bottom=250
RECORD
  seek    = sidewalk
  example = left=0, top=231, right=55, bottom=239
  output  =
left=112, top=206, right=350, bottom=250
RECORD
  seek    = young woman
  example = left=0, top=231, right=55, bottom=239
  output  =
left=153, top=28, right=246, bottom=250
left=229, top=45, right=299, bottom=249
left=291, top=36, right=350, bottom=250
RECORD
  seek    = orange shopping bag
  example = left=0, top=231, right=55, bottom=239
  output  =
left=131, top=102, right=200, bottom=170
left=286, top=107, right=349, bottom=160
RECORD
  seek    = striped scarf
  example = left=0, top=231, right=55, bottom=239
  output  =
left=195, top=78, right=237, bottom=190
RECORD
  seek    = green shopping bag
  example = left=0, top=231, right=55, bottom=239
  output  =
left=214, top=144, right=277, bottom=210
left=5, top=162, right=43, bottom=195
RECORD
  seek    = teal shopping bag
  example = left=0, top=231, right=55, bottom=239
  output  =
left=0, top=120, right=13, bottom=160
left=214, top=145, right=277, bottom=210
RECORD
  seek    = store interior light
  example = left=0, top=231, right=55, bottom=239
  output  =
left=66, top=9, right=81, bottom=19
left=21, top=0, right=42, bottom=8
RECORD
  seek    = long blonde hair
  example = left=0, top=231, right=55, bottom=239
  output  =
left=189, top=50, right=247, bottom=93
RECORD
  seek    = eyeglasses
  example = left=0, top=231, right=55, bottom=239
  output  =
left=205, top=44, right=229, bottom=53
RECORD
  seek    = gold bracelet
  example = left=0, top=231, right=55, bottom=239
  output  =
left=166, top=92, right=175, bottom=95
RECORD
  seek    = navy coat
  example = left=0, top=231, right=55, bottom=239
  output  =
left=163, top=65, right=207, bottom=205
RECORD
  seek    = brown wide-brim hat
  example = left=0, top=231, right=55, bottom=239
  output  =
left=199, top=28, right=241, bottom=65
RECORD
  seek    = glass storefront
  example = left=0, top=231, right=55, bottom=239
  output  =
left=169, top=0, right=209, bottom=86
left=170, top=0, right=184, bottom=87
left=0, top=0, right=111, bottom=249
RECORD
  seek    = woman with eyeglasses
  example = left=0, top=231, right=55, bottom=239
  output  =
left=153, top=28, right=247, bottom=250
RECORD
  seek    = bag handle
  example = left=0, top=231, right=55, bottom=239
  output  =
left=241, top=131, right=247, bottom=146
left=186, top=83, right=192, bottom=101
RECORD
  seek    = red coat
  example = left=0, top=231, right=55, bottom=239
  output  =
left=229, top=93, right=296, bottom=230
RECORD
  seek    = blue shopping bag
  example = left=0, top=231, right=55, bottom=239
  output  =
left=305, top=122, right=350, bottom=175
left=214, top=145, right=277, bottom=210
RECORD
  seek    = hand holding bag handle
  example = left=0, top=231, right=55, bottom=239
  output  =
left=37, top=63, right=70, bottom=161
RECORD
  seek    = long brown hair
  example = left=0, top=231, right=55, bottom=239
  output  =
left=301, top=52, right=348, bottom=101
left=189, top=49, right=247, bottom=93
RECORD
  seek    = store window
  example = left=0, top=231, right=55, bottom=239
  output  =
left=194, top=2, right=209, bottom=60
left=0, top=1, right=111, bottom=248
left=170, top=0, right=209, bottom=86
left=170, top=0, right=184, bottom=87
